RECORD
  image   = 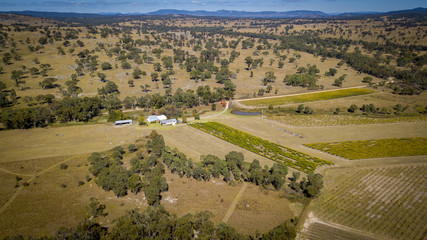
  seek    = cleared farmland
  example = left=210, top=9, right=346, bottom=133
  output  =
left=312, top=165, right=427, bottom=240
left=303, top=221, right=376, bottom=240
left=189, top=121, right=333, bottom=173
left=239, top=88, right=374, bottom=106
left=305, top=137, right=427, bottom=159
left=267, top=114, right=426, bottom=127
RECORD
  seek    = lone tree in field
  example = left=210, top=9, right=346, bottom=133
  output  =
left=362, top=76, right=373, bottom=84
left=153, top=62, right=162, bottom=72
left=348, top=104, right=358, bottom=113
left=151, top=73, right=159, bottom=82
left=245, top=56, right=253, bottom=70
left=88, top=197, right=107, bottom=218
left=141, top=84, right=150, bottom=92
left=97, top=72, right=106, bottom=82
left=132, top=68, right=142, bottom=79
left=325, top=68, right=337, bottom=76
left=121, top=61, right=131, bottom=70
left=263, top=71, right=276, bottom=86
left=101, top=62, right=112, bottom=70
left=11, top=70, right=24, bottom=89
left=128, top=80, right=134, bottom=87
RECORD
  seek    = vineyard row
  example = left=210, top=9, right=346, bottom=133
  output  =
left=189, top=121, right=333, bottom=173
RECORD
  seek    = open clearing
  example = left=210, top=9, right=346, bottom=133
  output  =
left=0, top=123, right=149, bottom=163
left=239, top=87, right=374, bottom=106
left=162, top=171, right=298, bottom=235
left=306, top=137, right=427, bottom=159
left=0, top=154, right=146, bottom=237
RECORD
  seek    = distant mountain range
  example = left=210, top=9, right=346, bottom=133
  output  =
left=1, top=7, right=426, bottom=20
left=145, top=9, right=329, bottom=18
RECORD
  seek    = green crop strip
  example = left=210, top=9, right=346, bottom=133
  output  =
left=305, top=137, right=427, bottom=159
left=189, top=121, right=333, bottom=173
left=240, top=88, right=374, bottom=106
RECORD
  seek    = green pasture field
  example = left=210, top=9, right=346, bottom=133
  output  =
left=239, top=88, right=374, bottom=106
left=189, top=121, right=333, bottom=173
left=305, top=137, right=427, bottom=159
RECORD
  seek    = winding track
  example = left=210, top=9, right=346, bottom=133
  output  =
left=201, top=101, right=229, bottom=119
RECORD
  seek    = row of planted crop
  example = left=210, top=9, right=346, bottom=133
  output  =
left=305, top=137, right=427, bottom=160
left=317, top=166, right=426, bottom=239
left=189, top=121, right=333, bottom=173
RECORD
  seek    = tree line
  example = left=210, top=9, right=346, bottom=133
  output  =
left=163, top=148, right=289, bottom=191
left=0, top=96, right=102, bottom=129
left=6, top=204, right=297, bottom=240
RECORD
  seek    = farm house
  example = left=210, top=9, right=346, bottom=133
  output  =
left=160, top=119, right=178, bottom=126
left=146, top=115, right=167, bottom=123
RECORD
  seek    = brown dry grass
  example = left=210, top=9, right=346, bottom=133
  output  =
left=0, top=172, right=19, bottom=207
left=161, top=170, right=298, bottom=235
left=0, top=154, right=146, bottom=238
left=0, top=123, right=149, bottom=163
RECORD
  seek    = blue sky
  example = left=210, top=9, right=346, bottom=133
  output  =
left=0, top=0, right=425, bottom=14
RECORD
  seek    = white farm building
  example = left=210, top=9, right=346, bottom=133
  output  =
left=146, top=115, right=167, bottom=123
left=160, top=119, right=177, bottom=126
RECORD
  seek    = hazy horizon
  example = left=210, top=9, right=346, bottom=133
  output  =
left=0, top=0, right=426, bottom=14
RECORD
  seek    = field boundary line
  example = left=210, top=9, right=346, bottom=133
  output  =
left=300, top=145, right=350, bottom=162
left=222, top=182, right=247, bottom=223
left=0, top=155, right=78, bottom=214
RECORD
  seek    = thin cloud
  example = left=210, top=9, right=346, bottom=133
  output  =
left=0, top=1, right=18, bottom=6
left=281, top=0, right=309, bottom=2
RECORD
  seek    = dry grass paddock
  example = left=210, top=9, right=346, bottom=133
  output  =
left=0, top=154, right=146, bottom=238
left=162, top=170, right=299, bottom=235
left=0, top=123, right=149, bottom=163
left=0, top=129, right=302, bottom=237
